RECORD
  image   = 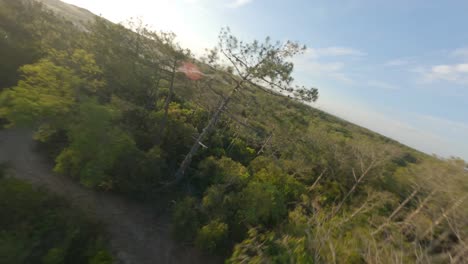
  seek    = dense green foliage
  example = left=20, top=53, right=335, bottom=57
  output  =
left=1, top=0, right=468, bottom=263
left=0, top=166, right=112, bottom=264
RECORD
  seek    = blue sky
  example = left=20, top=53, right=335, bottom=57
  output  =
left=63, top=0, right=468, bottom=160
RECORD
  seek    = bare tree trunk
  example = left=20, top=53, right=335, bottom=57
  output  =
left=147, top=67, right=161, bottom=110
left=170, top=38, right=275, bottom=185
left=172, top=80, right=244, bottom=184
left=426, top=230, right=451, bottom=254
left=341, top=194, right=379, bottom=225
left=257, top=133, right=273, bottom=155
left=452, top=244, right=468, bottom=264
left=422, top=194, right=468, bottom=238
left=309, top=168, right=327, bottom=191
left=333, top=160, right=376, bottom=217
left=226, top=132, right=239, bottom=154
left=373, top=188, right=419, bottom=235
left=446, top=217, right=468, bottom=262
left=404, top=190, right=436, bottom=224
left=389, top=189, right=419, bottom=221
left=156, top=60, right=177, bottom=144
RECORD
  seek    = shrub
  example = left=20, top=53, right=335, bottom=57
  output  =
left=195, top=219, right=229, bottom=253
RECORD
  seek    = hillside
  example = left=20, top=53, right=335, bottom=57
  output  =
left=36, top=0, right=96, bottom=28
left=1, top=0, right=467, bottom=263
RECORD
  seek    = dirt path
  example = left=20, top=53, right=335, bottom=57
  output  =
left=0, top=129, right=219, bottom=264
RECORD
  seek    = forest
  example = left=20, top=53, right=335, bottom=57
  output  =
left=1, top=0, right=467, bottom=263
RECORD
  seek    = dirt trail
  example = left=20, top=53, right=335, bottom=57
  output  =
left=0, top=129, right=219, bottom=264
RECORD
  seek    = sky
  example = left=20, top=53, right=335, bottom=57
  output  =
left=63, top=0, right=468, bottom=160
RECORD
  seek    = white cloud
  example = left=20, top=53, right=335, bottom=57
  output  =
left=228, top=0, right=253, bottom=8
left=299, top=61, right=344, bottom=72
left=456, top=64, right=468, bottom=72
left=292, top=54, right=352, bottom=83
left=291, top=46, right=365, bottom=83
left=420, top=63, right=468, bottom=84
left=432, top=65, right=452, bottom=74
left=306, top=46, right=365, bottom=59
left=416, top=114, right=468, bottom=132
left=317, top=97, right=446, bottom=152
left=451, top=47, right=468, bottom=58
left=317, top=46, right=365, bottom=57
left=367, top=80, right=399, bottom=91
left=294, top=49, right=345, bottom=72
left=410, top=114, right=468, bottom=159
left=385, top=58, right=411, bottom=67
left=329, top=73, right=355, bottom=84
left=408, top=47, right=468, bottom=85
left=315, top=96, right=468, bottom=160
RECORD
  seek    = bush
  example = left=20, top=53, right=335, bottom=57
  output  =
left=238, top=181, right=287, bottom=226
left=195, top=219, right=229, bottom=253
left=195, top=156, right=249, bottom=190
left=0, top=177, right=112, bottom=263
left=0, top=162, right=7, bottom=178
left=172, top=197, right=201, bottom=242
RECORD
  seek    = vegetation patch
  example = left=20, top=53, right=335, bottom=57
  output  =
left=0, top=176, right=113, bottom=264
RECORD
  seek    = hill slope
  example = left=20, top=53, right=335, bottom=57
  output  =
left=35, top=0, right=96, bottom=28
left=1, top=0, right=467, bottom=263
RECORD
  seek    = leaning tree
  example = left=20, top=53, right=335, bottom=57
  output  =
left=173, top=27, right=319, bottom=184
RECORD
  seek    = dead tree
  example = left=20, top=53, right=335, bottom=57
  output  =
left=331, top=143, right=397, bottom=218
left=333, top=162, right=377, bottom=217
left=257, top=133, right=273, bottom=155
left=422, top=194, right=468, bottom=238
left=308, top=168, right=328, bottom=191
left=172, top=27, right=318, bottom=184
left=404, top=190, right=437, bottom=224
left=372, top=188, right=419, bottom=236
left=452, top=243, right=468, bottom=264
